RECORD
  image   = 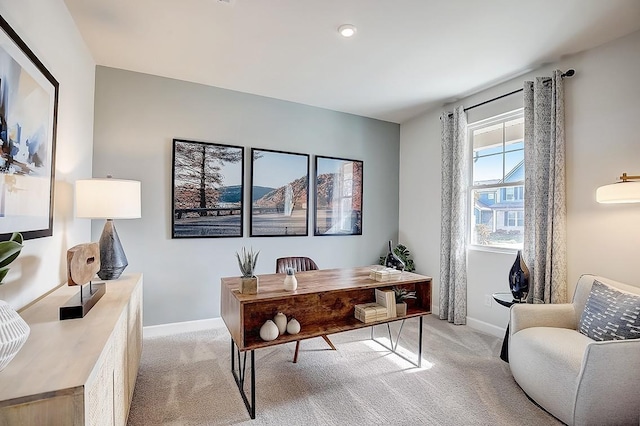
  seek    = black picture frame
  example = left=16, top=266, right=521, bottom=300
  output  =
left=0, top=16, right=59, bottom=241
left=172, top=139, right=244, bottom=238
left=250, top=148, right=309, bottom=237
left=314, top=155, right=363, bottom=236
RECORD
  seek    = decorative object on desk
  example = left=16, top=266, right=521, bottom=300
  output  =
left=383, top=240, right=405, bottom=271
left=60, top=243, right=106, bottom=320
left=286, top=318, right=300, bottom=335
left=370, top=266, right=402, bottom=282
left=172, top=139, right=244, bottom=238
left=375, top=288, right=396, bottom=318
left=283, top=267, right=298, bottom=291
left=0, top=232, right=28, bottom=371
left=250, top=148, right=309, bottom=237
left=393, top=286, right=416, bottom=317
left=0, top=17, right=58, bottom=241
left=259, top=319, right=279, bottom=341
left=379, top=242, right=415, bottom=272
left=314, top=155, right=363, bottom=236
left=236, top=246, right=259, bottom=294
left=508, top=250, right=529, bottom=302
left=75, top=176, right=141, bottom=280
left=273, top=312, right=287, bottom=335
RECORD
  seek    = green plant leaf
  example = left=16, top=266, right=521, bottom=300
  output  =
left=0, top=267, right=9, bottom=283
left=0, top=240, right=22, bottom=269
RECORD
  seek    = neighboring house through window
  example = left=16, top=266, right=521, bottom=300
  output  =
left=468, top=109, right=524, bottom=249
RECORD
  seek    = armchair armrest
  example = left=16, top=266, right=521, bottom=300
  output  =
left=509, top=303, right=577, bottom=336
left=573, top=339, right=640, bottom=424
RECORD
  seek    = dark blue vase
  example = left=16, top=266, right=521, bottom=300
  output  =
left=509, top=250, right=529, bottom=302
left=385, top=240, right=405, bottom=271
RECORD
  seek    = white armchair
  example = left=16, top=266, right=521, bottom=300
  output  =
left=509, top=274, right=640, bottom=425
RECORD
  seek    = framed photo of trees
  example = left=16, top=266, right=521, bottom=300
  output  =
left=250, top=148, right=309, bottom=237
left=314, top=156, right=363, bottom=236
left=172, top=139, right=244, bottom=238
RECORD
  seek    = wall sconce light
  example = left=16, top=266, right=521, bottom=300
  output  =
left=75, top=176, right=141, bottom=279
left=596, top=173, right=640, bottom=204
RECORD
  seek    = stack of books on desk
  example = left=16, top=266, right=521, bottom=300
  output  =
left=354, top=303, right=388, bottom=323
left=369, top=267, right=402, bottom=282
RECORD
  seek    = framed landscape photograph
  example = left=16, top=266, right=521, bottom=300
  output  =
left=314, top=156, right=363, bottom=236
left=172, top=139, right=244, bottom=238
left=250, top=148, right=309, bottom=237
left=0, top=16, right=59, bottom=240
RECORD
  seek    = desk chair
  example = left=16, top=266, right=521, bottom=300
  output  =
left=275, top=256, right=336, bottom=363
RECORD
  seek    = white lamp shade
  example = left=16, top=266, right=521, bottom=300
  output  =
left=596, top=181, right=640, bottom=204
left=76, top=178, right=141, bottom=219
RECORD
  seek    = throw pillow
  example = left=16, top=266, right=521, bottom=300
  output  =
left=578, top=280, right=640, bottom=341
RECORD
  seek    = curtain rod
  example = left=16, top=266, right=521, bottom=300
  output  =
left=446, top=69, right=575, bottom=118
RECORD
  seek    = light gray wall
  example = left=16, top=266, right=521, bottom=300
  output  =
left=400, top=29, right=640, bottom=336
left=93, top=67, right=400, bottom=326
left=0, top=0, right=95, bottom=309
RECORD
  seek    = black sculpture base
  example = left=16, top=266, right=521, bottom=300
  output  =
left=59, top=282, right=106, bottom=320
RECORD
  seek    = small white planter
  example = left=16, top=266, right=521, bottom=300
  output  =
left=283, top=275, right=298, bottom=291
left=0, top=300, right=30, bottom=372
left=396, top=302, right=407, bottom=317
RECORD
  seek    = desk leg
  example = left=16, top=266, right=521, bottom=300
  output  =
left=230, top=340, right=256, bottom=419
left=371, top=316, right=423, bottom=367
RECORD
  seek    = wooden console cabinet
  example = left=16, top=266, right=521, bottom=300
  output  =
left=0, top=273, right=143, bottom=426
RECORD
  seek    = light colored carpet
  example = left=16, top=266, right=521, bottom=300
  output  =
left=127, top=315, right=561, bottom=425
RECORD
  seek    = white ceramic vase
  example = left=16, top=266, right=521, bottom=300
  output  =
left=286, top=318, right=301, bottom=335
left=0, top=300, right=30, bottom=372
left=259, top=320, right=279, bottom=341
left=273, top=312, right=287, bottom=335
left=283, top=275, right=298, bottom=291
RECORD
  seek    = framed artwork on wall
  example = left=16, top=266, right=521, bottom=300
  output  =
left=314, top=155, right=363, bottom=236
left=0, top=16, right=59, bottom=240
left=172, top=139, right=244, bottom=238
left=250, top=148, right=309, bottom=237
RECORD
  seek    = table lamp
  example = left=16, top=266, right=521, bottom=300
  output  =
left=75, top=177, right=141, bottom=280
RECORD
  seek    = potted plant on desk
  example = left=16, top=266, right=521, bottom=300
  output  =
left=236, top=247, right=259, bottom=294
left=393, top=286, right=416, bottom=316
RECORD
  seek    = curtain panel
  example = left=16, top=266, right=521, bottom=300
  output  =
left=439, top=106, right=468, bottom=324
left=523, top=70, right=567, bottom=304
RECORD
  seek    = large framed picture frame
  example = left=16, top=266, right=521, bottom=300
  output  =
left=250, top=148, right=309, bottom=237
left=314, top=155, right=363, bottom=236
left=0, top=16, right=59, bottom=240
left=172, top=139, right=244, bottom=238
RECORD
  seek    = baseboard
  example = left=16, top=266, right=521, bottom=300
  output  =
left=143, top=317, right=224, bottom=338
left=466, top=316, right=506, bottom=338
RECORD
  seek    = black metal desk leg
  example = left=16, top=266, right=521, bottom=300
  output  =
left=230, top=340, right=256, bottom=419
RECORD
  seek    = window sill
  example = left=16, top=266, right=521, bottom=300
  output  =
left=467, top=244, right=520, bottom=255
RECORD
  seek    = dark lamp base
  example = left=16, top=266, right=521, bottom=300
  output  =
left=59, top=282, right=106, bottom=320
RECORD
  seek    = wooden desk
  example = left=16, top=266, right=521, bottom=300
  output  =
left=220, top=266, right=432, bottom=418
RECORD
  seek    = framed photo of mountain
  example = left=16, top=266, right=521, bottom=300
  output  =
left=0, top=16, right=59, bottom=240
left=250, top=148, right=309, bottom=237
left=314, top=156, right=363, bottom=236
left=172, top=139, right=244, bottom=238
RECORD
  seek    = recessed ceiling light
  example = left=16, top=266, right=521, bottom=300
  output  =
left=338, top=24, right=357, bottom=38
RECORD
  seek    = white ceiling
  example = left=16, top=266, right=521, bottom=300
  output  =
left=63, top=0, right=640, bottom=124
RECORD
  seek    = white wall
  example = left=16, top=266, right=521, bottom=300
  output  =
left=92, top=67, right=401, bottom=326
left=0, top=1, right=95, bottom=309
left=400, top=29, right=640, bottom=336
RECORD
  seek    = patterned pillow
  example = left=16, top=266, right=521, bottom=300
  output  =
left=578, top=280, right=640, bottom=341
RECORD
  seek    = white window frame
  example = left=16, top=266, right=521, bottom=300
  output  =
left=468, top=108, right=525, bottom=252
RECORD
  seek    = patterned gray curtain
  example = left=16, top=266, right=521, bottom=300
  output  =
left=523, top=70, right=567, bottom=304
left=439, top=106, right=468, bottom=324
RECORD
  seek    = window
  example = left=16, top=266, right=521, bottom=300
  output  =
left=469, top=109, right=524, bottom=249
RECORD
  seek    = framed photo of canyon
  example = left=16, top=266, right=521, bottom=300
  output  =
left=172, top=139, right=244, bottom=238
left=0, top=16, right=59, bottom=240
left=314, top=156, right=363, bottom=236
left=250, top=148, right=309, bottom=237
